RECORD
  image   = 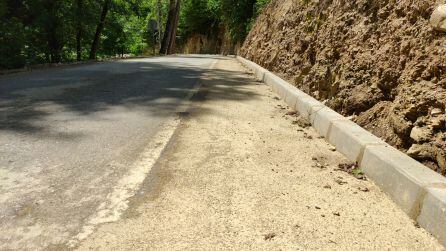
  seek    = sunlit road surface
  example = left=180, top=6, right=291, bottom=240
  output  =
left=0, top=55, right=218, bottom=250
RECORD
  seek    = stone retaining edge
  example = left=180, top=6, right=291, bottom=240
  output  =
left=236, top=55, right=446, bottom=246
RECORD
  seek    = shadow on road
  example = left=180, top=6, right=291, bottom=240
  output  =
left=0, top=56, right=259, bottom=138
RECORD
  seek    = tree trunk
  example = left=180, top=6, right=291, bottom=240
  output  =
left=160, top=0, right=175, bottom=54
left=47, top=28, right=62, bottom=63
left=167, top=0, right=180, bottom=54
left=89, top=0, right=111, bottom=60
left=157, top=0, right=163, bottom=47
left=44, top=0, right=63, bottom=63
left=76, top=0, right=83, bottom=61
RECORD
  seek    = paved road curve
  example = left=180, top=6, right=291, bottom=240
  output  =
left=0, top=55, right=217, bottom=249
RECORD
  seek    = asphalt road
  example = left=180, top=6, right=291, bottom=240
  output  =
left=0, top=55, right=218, bottom=250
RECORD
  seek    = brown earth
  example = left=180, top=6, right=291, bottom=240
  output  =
left=180, top=28, right=240, bottom=55
left=241, top=0, right=446, bottom=175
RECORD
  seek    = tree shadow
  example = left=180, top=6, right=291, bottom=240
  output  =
left=0, top=56, right=259, bottom=139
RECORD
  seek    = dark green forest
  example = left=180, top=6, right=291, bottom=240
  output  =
left=0, top=0, right=269, bottom=70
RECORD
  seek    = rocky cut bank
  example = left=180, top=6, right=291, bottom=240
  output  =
left=240, top=0, right=446, bottom=174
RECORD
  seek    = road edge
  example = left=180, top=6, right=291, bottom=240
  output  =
left=68, top=58, right=219, bottom=249
left=0, top=56, right=158, bottom=76
left=236, top=56, right=446, bottom=246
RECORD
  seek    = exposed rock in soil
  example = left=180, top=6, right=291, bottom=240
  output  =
left=430, top=4, right=446, bottom=31
left=241, top=0, right=446, bottom=175
left=410, top=126, right=433, bottom=143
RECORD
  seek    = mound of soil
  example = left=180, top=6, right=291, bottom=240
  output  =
left=241, top=0, right=446, bottom=175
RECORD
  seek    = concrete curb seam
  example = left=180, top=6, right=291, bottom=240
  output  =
left=236, top=56, right=446, bottom=246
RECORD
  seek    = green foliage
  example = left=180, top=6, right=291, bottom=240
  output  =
left=102, top=14, right=148, bottom=55
left=249, top=0, right=269, bottom=28
left=180, top=0, right=220, bottom=36
left=0, top=0, right=153, bottom=69
left=179, top=0, right=269, bottom=43
left=0, top=18, right=26, bottom=68
left=0, top=0, right=269, bottom=69
left=101, top=0, right=151, bottom=56
left=221, top=0, right=255, bottom=42
left=0, top=0, right=7, bottom=18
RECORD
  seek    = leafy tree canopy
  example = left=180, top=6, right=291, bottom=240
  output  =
left=0, top=0, right=268, bottom=69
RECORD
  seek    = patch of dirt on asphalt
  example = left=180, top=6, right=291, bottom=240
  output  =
left=241, top=0, right=446, bottom=175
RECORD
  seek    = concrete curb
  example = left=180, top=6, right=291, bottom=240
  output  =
left=236, top=56, right=446, bottom=246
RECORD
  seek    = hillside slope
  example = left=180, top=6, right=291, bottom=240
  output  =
left=241, top=0, right=446, bottom=174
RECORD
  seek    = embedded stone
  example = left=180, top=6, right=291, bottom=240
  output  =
left=410, top=126, right=432, bottom=143
left=431, top=116, right=446, bottom=130
left=431, top=108, right=443, bottom=116
left=407, top=144, right=436, bottom=159
left=430, top=5, right=446, bottom=32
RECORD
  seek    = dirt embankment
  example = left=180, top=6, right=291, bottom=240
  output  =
left=179, top=29, right=239, bottom=55
left=241, top=0, right=446, bottom=175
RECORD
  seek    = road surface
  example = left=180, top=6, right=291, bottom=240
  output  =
left=0, top=55, right=217, bottom=249
left=0, top=56, right=443, bottom=250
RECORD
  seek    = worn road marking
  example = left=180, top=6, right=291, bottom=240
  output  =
left=67, top=59, right=219, bottom=247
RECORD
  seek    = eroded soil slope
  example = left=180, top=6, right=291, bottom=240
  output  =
left=241, top=0, right=446, bottom=174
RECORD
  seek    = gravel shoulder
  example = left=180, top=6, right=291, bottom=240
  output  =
left=78, top=58, right=443, bottom=250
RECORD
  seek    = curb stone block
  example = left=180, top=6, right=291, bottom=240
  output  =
left=236, top=56, right=247, bottom=66
left=276, top=82, right=287, bottom=98
left=283, top=87, right=307, bottom=108
left=418, top=187, right=446, bottom=246
left=295, top=95, right=324, bottom=119
left=263, top=72, right=280, bottom=92
left=255, top=67, right=267, bottom=81
left=265, top=73, right=287, bottom=96
left=247, top=61, right=267, bottom=81
left=284, top=90, right=300, bottom=108
left=327, top=120, right=386, bottom=163
left=264, top=73, right=308, bottom=106
left=310, top=107, right=347, bottom=138
left=361, top=145, right=446, bottom=219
